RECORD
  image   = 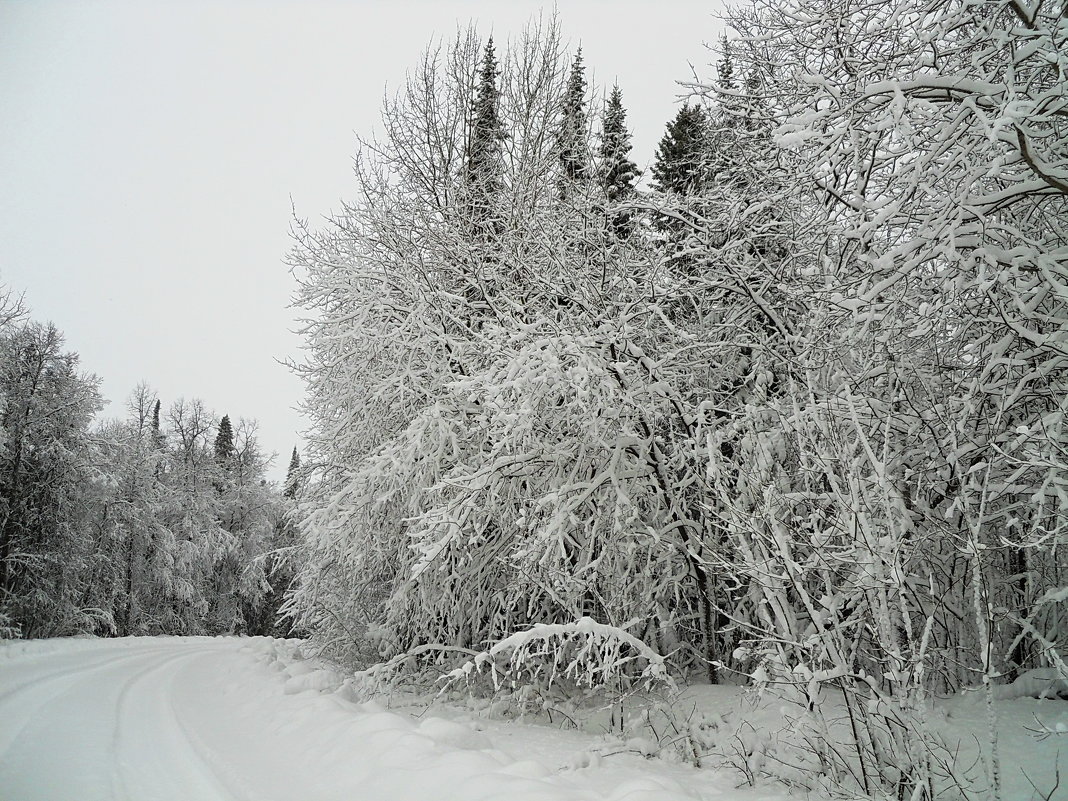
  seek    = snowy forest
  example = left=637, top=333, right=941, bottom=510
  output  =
left=283, top=0, right=1066, bottom=797
left=3, top=0, right=1066, bottom=797
left=0, top=283, right=297, bottom=640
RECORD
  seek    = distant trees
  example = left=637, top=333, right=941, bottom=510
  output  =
left=0, top=299, right=287, bottom=639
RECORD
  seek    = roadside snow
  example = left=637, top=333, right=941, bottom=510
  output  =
left=3, top=636, right=1065, bottom=800
left=0, top=636, right=795, bottom=801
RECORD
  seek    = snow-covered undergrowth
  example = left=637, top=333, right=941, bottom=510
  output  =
left=442, top=618, right=672, bottom=695
left=248, top=636, right=1068, bottom=801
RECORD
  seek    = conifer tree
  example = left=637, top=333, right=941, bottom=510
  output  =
left=150, top=399, right=165, bottom=450
left=465, top=37, right=506, bottom=238
left=557, top=49, right=589, bottom=195
left=715, top=34, right=735, bottom=92
left=213, top=415, right=235, bottom=462
left=598, top=84, right=639, bottom=236
left=650, top=104, right=709, bottom=195
left=283, top=447, right=301, bottom=500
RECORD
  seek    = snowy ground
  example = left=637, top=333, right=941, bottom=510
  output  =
left=0, top=636, right=799, bottom=801
left=1, top=637, right=1065, bottom=801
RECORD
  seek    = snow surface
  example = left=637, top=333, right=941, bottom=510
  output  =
left=0, top=637, right=796, bottom=801
left=2, top=636, right=1066, bottom=800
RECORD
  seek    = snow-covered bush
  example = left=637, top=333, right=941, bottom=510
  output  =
left=446, top=617, right=672, bottom=693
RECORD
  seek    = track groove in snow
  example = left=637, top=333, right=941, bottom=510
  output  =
left=0, top=643, right=174, bottom=706
left=109, top=648, right=239, bottom=801
left=0, top=640, right=238, bottom=801
left=0, top=644, right=187, bottom=757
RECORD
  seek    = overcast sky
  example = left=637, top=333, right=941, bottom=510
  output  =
left=0, top=0, right=725, bottom=479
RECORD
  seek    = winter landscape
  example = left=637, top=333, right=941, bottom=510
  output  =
left=2, top=0, right=1067, bottom=799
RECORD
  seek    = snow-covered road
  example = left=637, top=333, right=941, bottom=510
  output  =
left=0, top=637, right=785, bottom=801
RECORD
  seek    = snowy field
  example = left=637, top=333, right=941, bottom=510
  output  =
left=1, top=636, right=1066, bottom=801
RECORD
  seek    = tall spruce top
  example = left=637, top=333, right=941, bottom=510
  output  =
left=465, top=37, right=507, bottom=234
left=599, top=84, right=639, bottom=203
left=716, top=34, right=735, bottom=92
left=213, top=415, right=235, bottom=462
left=284, top=446, right=301, bottom=499
left=467, top=37, right=505, bottom=178
left=650, top=104, right=709, bottom=194
left=558, top=49, right=589, bottom=188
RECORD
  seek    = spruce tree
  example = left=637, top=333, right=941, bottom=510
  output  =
left=716, top=34, right=735, bottom=93
left=557, top=49, right=588, bottom=195
left=150, top=399, right=164, bottom=448
left=283, top=447, right=301, bottom=499
left=465, top=37, right=506, bottom=238
left=213, top=415, right=235, bottom=462
left=650, top=104, right=709, bottom=195
left=598, top=84, right=639, bottom=235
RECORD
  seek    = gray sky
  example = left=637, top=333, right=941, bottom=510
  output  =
left=0, top=0, right=724, bottom=480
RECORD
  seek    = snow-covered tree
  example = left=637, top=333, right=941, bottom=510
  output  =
left=0, top=323, right=104, bottom=636
left=672, top=0, right=1068, bottom=793
left=597, top=83, right=639, bottom=236
left=651, top=104, right=709, bottom=195
left=92, top=385, right=174, bottom=634
left=557, top=49, right=590, bottom=194
left=287, top=19, right=715, bottom=670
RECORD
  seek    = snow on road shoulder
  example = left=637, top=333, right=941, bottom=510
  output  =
left=1, top=636, right=799, bottom=801
left=222, top=636, right=785, bottom=801
left=244, top=636, right=1068, bottom=801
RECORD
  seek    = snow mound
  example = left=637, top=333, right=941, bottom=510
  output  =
left=282, top=659, right=318, bottom=677
left=283, top=667, right=343, bottom=695
left=496, top=759, right=553, bottom=779
left=994, top=667, right=1068, bottom=700
left=416, top=716, right=492, bottom=750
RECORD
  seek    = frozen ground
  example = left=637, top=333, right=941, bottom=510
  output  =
left=1, top=636, right=1065, bottom=800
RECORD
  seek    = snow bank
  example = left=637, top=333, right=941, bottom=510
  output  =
left=993, top=667, right=1068, bottom=700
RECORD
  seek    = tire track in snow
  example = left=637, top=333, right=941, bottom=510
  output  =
left=0, top=639, right=242, bottom=801
left=108, top=645, right=243, bottom=801
left=0, top=643, right=190, bottom=758
left=0, top=641, right=184, bottom=707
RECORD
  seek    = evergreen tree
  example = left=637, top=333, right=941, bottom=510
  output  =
left=465, top=37, right=507, bottom=238
left=716, top=34, right=735, bottom=92
left=650, top=104, right=709, bottom=195
left=283, top=447, right=301, bottom=499
left=557, top=49, right=589, bottom=194
left=213, top=415, right=235, bottom=462
left=597, top=84, right=639, bottom=235
left=150, top=398, right=166, bottom=453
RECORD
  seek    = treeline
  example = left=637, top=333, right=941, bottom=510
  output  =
left=0, top=289, right=297, bottom=639
left=288, top=3, right=1065, bottom=793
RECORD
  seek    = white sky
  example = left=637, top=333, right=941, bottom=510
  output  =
left=0, top=0, right=724, bottom=480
